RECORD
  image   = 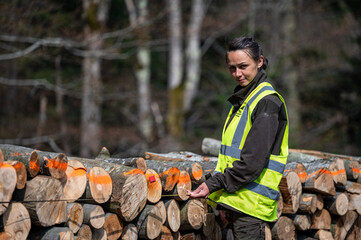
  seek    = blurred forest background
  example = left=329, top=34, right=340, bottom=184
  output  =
left=0, top=0, right=360, bottom=158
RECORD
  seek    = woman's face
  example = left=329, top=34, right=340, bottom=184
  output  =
left=227, top=50, right=263, bottom=87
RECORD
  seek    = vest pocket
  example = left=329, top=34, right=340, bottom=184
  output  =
left=255, top=196, right=276, bottom=219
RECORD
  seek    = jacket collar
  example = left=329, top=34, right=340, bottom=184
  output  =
left=227, top=69, right=267, bottom=108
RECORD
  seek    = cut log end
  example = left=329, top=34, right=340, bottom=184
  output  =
left=145, top=169, right=162, bottom=203
left=88, top=167, right=112, bottom=204
left=160, top=167, right=181, bottom=192
left=44, top=153, right=68, bottom=179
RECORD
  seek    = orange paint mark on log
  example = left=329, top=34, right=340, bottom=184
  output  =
left=192, top=169, right=203, bottom=180
left=177, top=173, right=191, bottom=184
left=11, top=152, right=23, bottom=156
left=298, top=173, right=307, bottom=178
left=205, top=169, right=213, bottom=172
left=29, top=161, right=40, bottom=173
left=46, top=158, right=67, bottom=171
left=307, top=169, right=331, bottom=179
left=88, top=172, right=112, bottom=185
left=330, top=169, right=346, bottom=176
left=353, top=168, right=361, bottom=173
left=11, top=162, right=23, bottom=170
left=68, top=169, right=87, bottom=178
left=0, top=163, right=13, bottom=169
left=124, top=169, right=144, bottom=175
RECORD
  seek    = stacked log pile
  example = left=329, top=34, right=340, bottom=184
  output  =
left=1, top=139, right=361, bottom=240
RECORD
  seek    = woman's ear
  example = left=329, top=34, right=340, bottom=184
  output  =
left=258, top=56, right=264, bottom=69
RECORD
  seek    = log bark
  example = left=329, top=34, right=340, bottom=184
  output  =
left=145, top=169, right=162, bottom=203
left=311, top=209, right=332, bottom=230
left=95, top=147, right=111, bottom=160
left=180, top=233, right=196, bottom=240
left=201, top=137, right=221, bottom=156
left=92, top=228, right=107, bottom=240
left=160, top=167, right=181, bottom=192
left=164, top=199, right=180, bottom=232
left=323, top=192, right=349, bottom=216
left=1, top=202, right=31, bottom=240
left=0, top=162, right=17, bottom=215
left=136, top=204, right=163, bottom=240
left=288, top=214, right=311, bottom=231
left=145, top=151, right=218, bottom=163
left=6, top=160, right=26, bottom=189
left=84, top=167, right=112, bottom=204
left=121, top=224, right=138, bottom=240
left=13, top=175, right=67, bottom=226
left=103, top=213, right=123, bottom=240
left=337, top=181, right=361, bottom=194
left=179, top=199, right=204, bottom=231
left=61, top=159, right=87, bottom=202
left=35, top=227, right=74, bottom=240
left=279, top=171, right=302, bottom=214
left=271, top=216, right=296, bottom=240
left=143, top=159, right=215, bottom=178
left=136, top=157, right=147, bottom=173
left=285, top=162, right=308, bottom=183
left=66, top=203, right=84, bottom=234
left=156, top=225, right=173, bottom=240
left=303, top=160, right=336, bottom=196
left=334, top=210, right=358, bottom=240
left=298, top=193, right=317, bottom=214
left=343, top=160, right=360, bottom=180
left=77, top=224, right=92, bottom=240
left=0, top=144, right=40, bottom=177
left=81, top=204, right=105, bottom=229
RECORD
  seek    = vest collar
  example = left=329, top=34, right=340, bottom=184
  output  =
left=227, top=69, right=267, bottom=108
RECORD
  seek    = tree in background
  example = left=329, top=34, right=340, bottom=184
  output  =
left=81, top=0, right=110, bottom=157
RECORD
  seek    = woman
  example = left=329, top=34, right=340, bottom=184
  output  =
left=188, top=37, right=289, bottom=239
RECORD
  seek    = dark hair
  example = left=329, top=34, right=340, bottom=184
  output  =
left=226, top=37, right=268, bottom=70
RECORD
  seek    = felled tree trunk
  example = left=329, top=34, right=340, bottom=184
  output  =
left=60, top=159, right=87, bottom=202
left=145, top=169, right=162, bottom=203
left=103, top=213, right=123, bottom=240
left=323, top=192, right=349, bottom=216
left=136, top=204, right=163, bottom=240
left=179, top=199, right=204, bottom=231
left=159, top=167, right=180, bottom=192
left=164, top=199, right=180, bottom=232
left=343, top=160, right=360, bottom=180
left=298, top=193, right=317, bottom=214
left=77, top=224, right=92, bottom=240
left=6, top=160, right=26, bottom=189
left=155, top=201, right=167, bottom=225
left=13, top=175, right=66, bottom=227
left=271, top=216, right=296, bottom=240
left=334, top=210, right=358, bottom=240
left=169, top=170, right=192, bottom=201
left=303, top=160, right=337, bottom=196
left=285, top=162, right=307, bottom=183
left=310, top=209, right=332, bottom=230
left=31, top=227, right=74, bottom=240
left=202, top=213, right=222, bottom=240
left=92, top=228, right=107, bottom=240
left=83, top=166, right=112, bottom=204
left=347, top=194, right=361, bottom=215
left=81, top=204, right=105, bottom=230
left=121, top=224, right=138, bottom=240
left=279, top=171, right=302, bottom=214
left=0, top=162, right=17, bottom=215
left=156, top=225, right=173, bottom=240
left=1, top=202, right=31, bottom=240
left=65, top=203, right=84, bottom=234
left=287, top=214, right=311, bottom=231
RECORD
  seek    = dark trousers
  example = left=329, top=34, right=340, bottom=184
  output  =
left=231, top=211, right=265, bottom=240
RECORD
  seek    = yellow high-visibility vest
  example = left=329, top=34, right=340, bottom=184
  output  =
left=208, top=82, right=289, bottom=222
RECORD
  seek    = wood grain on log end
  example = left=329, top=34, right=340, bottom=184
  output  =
left=6, top=161, right=27, bottom=189
left=61, top=160, right=87, bottom=202
left=0, top=163, right=17, bottom=215
left=164, top=199, right=180, bottom=232
left=2, top=202, right=31, bottom=240
left=160, top=167, right=181, bottom=192
left=145, top=169, right=162, bottom=203
left=121, top=224, right=138, bottom=240
left=104, top=213, right=123, bottom=240
left=44, top=153, right=68, bottom=179
left=66, top=203, right=84, bottom=234
left=87, top=167, right=112, bottom=204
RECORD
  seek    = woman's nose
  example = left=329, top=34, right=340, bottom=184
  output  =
left=236, top=68, right=243, bottom=77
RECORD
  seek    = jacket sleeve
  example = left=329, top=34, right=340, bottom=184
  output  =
left=205, top=95, right=283, bottom=193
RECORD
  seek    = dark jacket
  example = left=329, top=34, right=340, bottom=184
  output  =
left=205, top=69, right=288, bottom=211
